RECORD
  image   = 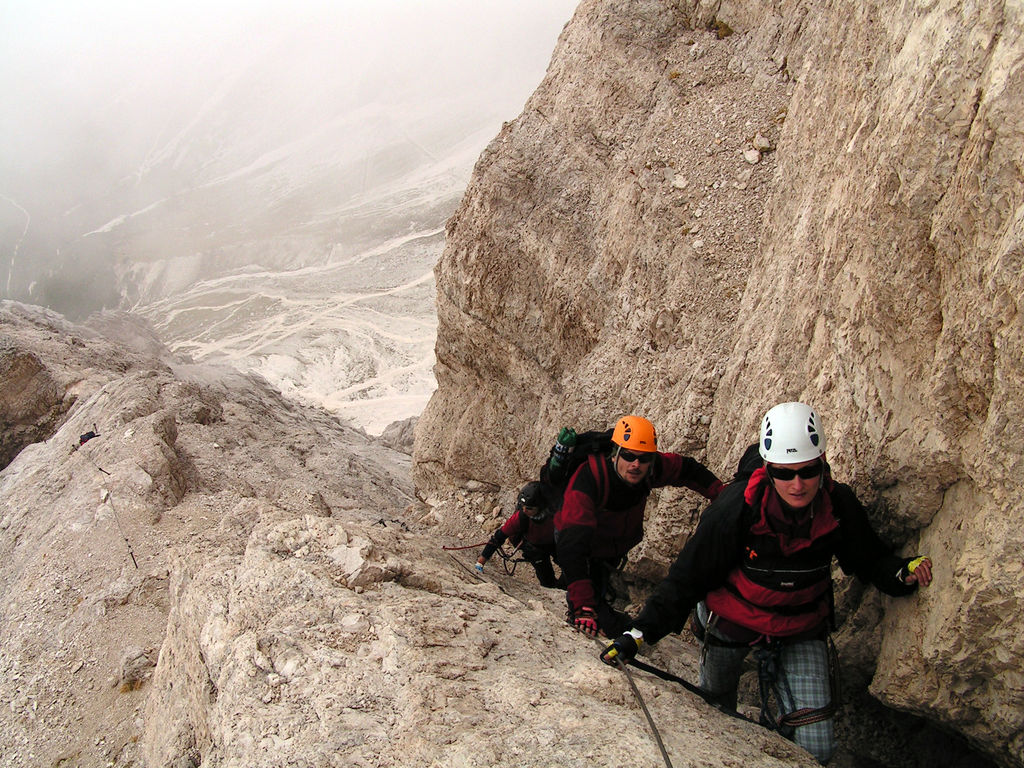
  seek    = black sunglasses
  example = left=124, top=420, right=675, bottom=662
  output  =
left=766, top=461, right=823, bottom=481
left=618, top=449, right=655, bottom=464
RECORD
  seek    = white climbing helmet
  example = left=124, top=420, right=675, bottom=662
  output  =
left=759, top=402, right=826, bottom=463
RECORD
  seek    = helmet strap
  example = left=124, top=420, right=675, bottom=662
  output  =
left=611, top=446, right=627, bottom=482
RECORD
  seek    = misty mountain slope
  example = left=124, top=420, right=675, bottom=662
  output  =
left=2, top=3, right=581, bottom=437
left=2, top=2, right=576, bottom=309
left=133, top=225, right=444, bottom=435
left=0, top=303, right=824, bottom=768
left=105, top=66, right=512, bottom=437
left=115, top=127, right=461, bottom=437
left=4, top=70, right=474, bottom=435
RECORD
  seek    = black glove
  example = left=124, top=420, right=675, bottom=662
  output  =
left=600, top=633, right=641, bottom=666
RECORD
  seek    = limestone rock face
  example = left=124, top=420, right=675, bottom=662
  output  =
left=0, top=344, right=66, bottom=468
left=0, top=302, right=826, bottom=768
left=0, top=303, right=405, bottom=766
left=413, top=0, right=1023, bottom=764
left=378, top=415, right=418, bottom=455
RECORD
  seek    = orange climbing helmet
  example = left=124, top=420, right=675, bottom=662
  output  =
left=611, top=415, right=658, bottom=452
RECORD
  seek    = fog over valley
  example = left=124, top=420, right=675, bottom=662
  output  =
left=1, top=0, right=578, bottom=433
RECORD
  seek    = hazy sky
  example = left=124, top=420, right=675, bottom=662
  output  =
left=0, top=0, right=579, bottom=310
left=2, top=1, right=579, bottom=101
left=1, top=0, right=579, bottom=184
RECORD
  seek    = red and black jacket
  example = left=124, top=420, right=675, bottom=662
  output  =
left=703, top=466, right=841, bottom=637
left=555, top=452, right=724, bottom=611
left=634, top=444, right=920, bottom=644
left=481, top=509, right=555, bottom=560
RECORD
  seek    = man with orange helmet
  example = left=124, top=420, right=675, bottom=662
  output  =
left=555, top=414, right=724, bottom=638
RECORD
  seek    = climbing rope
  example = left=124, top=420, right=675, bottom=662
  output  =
left=617, top=657, right=675, bottom=768
left=445, top=551, right=530, bottom=608
left=445, top=550, right=813, bottom=764
left=72, top=427, right=139, bottom=569
left=101, top=488, right=139, bottom=569
left=591, top=637, right=674, bottom=768
left=441, top=541, right=528, bottom=575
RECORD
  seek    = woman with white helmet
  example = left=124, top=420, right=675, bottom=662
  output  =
left=600, top=402, right=933, bottom=765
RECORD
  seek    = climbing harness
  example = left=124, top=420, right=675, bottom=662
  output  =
left=753, top=636, right=839, bottom=734
left=695, top=607, right=839, bottom=731
left=500, top=542, right=523, bottom=575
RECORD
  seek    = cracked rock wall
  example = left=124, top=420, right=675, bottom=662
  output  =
left=413, top=0, right=1024, bottom=764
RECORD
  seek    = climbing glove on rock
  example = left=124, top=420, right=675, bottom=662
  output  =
left=600, top=633, right=642, bottom=666
left=570, top=605, right=599, bottom=637
left=899, top=555, right=932, bottom=586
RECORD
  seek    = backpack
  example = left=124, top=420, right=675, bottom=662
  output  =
left=538, top=428, right=614, bottom=512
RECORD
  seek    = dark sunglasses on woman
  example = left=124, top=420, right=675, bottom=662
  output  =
left=766, top=461, right=823, bottom=481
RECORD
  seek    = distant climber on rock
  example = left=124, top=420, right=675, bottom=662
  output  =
left=600, top=402, right=933, bottom=765
left=476, top=481, right=563, bottom=588
left=555, top=414, right=724, bottom=638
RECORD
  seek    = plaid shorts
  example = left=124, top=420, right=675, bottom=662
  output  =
left=696, top=603, right=836, bottom=764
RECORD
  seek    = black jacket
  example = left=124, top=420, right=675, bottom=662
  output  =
left=633, top=444, right=918, bottom=644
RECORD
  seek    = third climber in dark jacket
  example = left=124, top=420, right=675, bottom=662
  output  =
left=476, top=481, right=561, bottom=588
